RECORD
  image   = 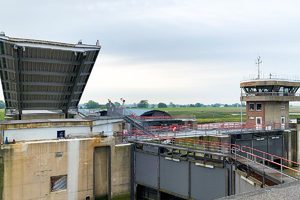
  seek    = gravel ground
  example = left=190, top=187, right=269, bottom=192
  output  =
left=219, top=181, right=300, bottom=200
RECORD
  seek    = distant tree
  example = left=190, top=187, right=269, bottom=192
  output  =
left=169, top=102, right=176, bottom=108
left=195, top=103, right=204, bottom=107
left=0, top=100, right=5, bottom=109
left=150, top=104, right=156, bottom=108
left=158, top=102, right=167, bottom=108
left=211, top=103, right=222, bottom=107
left=189, top=104, right=195, bottom=107
left=137, top=100, right=149, bottom=108
left=84, top=100, right=100, bottom=109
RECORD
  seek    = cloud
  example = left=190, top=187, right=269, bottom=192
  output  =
left=1, top=0, right=300, bottom=104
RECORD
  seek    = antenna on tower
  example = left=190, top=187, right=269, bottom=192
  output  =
left=256, top=56, right=262, bottom=79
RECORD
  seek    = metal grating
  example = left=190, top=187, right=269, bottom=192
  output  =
left=0, top=34, right=100, bottom=114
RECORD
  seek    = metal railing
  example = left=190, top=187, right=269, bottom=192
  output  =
left=241, top=92, right=300, bottom=97
left=197, top=122, right=289, bottom=132
left=242, top=74, right=300, bottom=82
left=122, top=133, right=300, bottom=182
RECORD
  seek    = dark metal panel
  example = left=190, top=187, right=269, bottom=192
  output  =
left=253, top=136, right=268, bottom=160
left=191, top=164, right=227, bottom=200
left=160, top=157, right=189, bottom=198
left=135, top=151, right=158, bottom=188
left=235, top=139, right=252, bottom=157
left=268, top=135, right=283, bottom=157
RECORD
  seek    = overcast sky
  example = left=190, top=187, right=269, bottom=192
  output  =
left=1, top=0, right=300, bottom=105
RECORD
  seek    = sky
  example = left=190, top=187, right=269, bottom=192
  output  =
left=1, top=0, right=300, bottom=105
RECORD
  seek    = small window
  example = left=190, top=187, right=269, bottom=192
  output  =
left=57, top=130, right=65, bottom=139
left=249, top=103, right=255, bottom=111
left=256, top=103, right=262, bottom=111
left=281, top=117, right=286, bottom=124
left=51, top=175, right=67, bottom=192
left=256, top=117, right=262, bottom=125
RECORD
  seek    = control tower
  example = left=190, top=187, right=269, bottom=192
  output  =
left=240, top=78, right=300, bottom=129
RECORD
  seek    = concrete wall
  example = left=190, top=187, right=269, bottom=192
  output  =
left=246, top=102, right=265, bottom=128
left=1, top=137, right=132, bottom=200
left=245, top=101, right=289, bottom=128
left=21, top=113, right=65, bottom=120
left=264, top=102, right=289, bottom=126
left=93, top=119, right=123, bottom=136
left=3, top=126, right=91, bottom=142
left=111, top=144, right=132, bottom=199
left=94, top=146, right=110, bottom=199
left=2, top=118, right=123, bottom=143
left=235, top=170, right=261, bottom=195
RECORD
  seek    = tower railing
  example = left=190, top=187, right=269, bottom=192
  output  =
left=242, top=74, right=300, bottom=82
left=241, top=92, right=300, bottom=97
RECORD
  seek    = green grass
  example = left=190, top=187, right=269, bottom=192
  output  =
left=155, top=107, right=244, bottom=124
left=154, top=106, right=300, bottom=124
left=0, top=109, right=4, bottom=121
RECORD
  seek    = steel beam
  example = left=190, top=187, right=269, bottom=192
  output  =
left=3, top=90, right=81, bottom=95
left=21, top=81, right=74, bottom=87
left=0, top=54, right=95, bottom=66
left=22, top=100, right=68, bottom=104
left=14, top=46, right=23, bottom=118
left=65, top=52, right=87, bottom=115
left=74, top=50, right=100, bottom=107
left=0, top=68, right=91, bottom=77
left=22, top=91, right=71, bottom=95
left=22, top=107, right=69, bottom=110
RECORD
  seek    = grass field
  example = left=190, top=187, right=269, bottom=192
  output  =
left=155, top=107, right=244, bottom=123
left=0, top=107, right=299, bottom=123
left=0, top=109, right=4, bottom=121
left=155, top=106, right=300, bottom=124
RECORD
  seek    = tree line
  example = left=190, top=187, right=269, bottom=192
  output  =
left=80, top=100, right=244, bottom=109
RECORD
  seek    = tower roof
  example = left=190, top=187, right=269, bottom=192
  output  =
left=240, top=79, right=300, bottom=88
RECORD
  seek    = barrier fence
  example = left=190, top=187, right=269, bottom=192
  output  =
left=120, top=132, right=300, bottom=182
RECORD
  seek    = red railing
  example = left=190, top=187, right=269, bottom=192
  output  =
left=197, top=122, right=289, bottom=131
left=120, top=132, right=300, bottom=181
left=129, top=115, right=195, bottom=120
left=130, top=122, right=288, bottom=134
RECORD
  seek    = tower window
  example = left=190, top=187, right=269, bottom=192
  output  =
left=281, top=117, right=286, bottom=124
left=256, top=103, right=262, bottom=111
left=249, top=103, right=255, bottom=111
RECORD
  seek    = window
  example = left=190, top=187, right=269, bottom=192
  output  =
left=51, top=175, right=67, bottom=192
left=57, top=130, right=65, bottom=139
left=256, top=103, right=262, bottom=111
left=281, top=117, right=286, bottom=124
left=256, top=117, right=262, bottom=125
left=249, top=103, right=255, bottom=111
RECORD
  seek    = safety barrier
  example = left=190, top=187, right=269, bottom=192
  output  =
left=121, top=132, right=300, bottom=181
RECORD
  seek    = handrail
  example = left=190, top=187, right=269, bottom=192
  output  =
left=241, top=92, right=300, bottom=97
left=241, top=145, right=300, bottom=167
left=197, top=122, right=289, bottom=131
left=235, top=148, right=300, bottom=175
left=121, top=133, right=300, bottom=180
